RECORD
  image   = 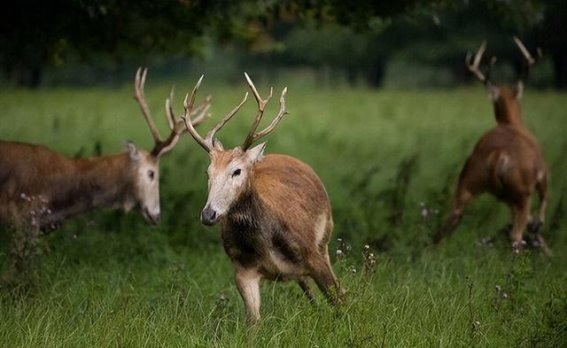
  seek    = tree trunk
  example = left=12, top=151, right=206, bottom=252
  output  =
left=9, top=65, right=42, bottom=88
left=364, top=58, right=386, bottom=88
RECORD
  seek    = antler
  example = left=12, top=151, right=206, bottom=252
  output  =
left=134, top=68, right=161, bottom=144
left=241, top=73, right=288, bottom=150
left=134, top=67, right=212, bottom=158
left=183, top=76, right=248, bottom=153
left=513, top=36, right=541, bottom=85
left=465, top=41, right=497, bottom=85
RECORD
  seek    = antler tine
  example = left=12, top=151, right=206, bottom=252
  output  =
left=190, top=96, right=212, bottom=127
left=513, top=36, right=541, bottom=87
left=513, top=36, right=536, bottom=66
left=242, top=73, right=288, bottom=150
left=242, top=73, right=278, bottom=150
left=205, top=92, right=248, bottom=143
left=465, top=41, right=490, bottom=84
left=182, top=75, right=212, bottom=153
left=165, top=86, right=176, bottom=130
left=134, top=67, right=162, bottom=143
left=248, top=87, right=288, bottom=145
left=166, top=89, right=211, bottom=132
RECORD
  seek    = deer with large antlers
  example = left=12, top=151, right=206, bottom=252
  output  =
left=183, top=73, right=342, bottom=323
left=434, top=38, right=550, bottom=254
left=0, top=68, right=210, bottom=229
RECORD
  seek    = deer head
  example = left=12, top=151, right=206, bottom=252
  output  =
left=183, top=73, right=287, bottom=225
left=131, top=67, right=211, bottom=223
left=466, top=37, right=541, bottom=125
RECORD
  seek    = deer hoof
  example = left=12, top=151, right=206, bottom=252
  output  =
left=511, top=240, right=527, bottom=254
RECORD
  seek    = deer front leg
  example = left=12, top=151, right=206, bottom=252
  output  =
left=235, top=268, right=262, bottom=324
left=297, top=277, right=315, bottom=303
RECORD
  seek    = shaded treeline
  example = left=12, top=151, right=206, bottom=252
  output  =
left=1, top=0, right=566, bottom=88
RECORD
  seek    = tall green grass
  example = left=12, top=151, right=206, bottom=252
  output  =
left=0, top=82, right=566, bottom=347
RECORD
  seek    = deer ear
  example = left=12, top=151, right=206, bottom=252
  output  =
left=125, top=141, right=140, bottom=161
left=246, top=142, right=266, bottom=163
left=487, top=85, right=500, bottom=101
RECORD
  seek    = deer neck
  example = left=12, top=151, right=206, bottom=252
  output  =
left=226, top=179, right=266, bottom=228
left=493, top=98, right=524, bottom=127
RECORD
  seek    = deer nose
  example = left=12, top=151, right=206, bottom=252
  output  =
left=143, top=208, right=161, bottom=225
left=201, top=205, right=218, bottom=226
left=151, top=213, right=161, bottom=225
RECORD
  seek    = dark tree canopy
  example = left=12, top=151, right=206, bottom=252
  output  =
left=1, top=0, right=565, bottom=88
left=0, top=0, right=238, bottom=86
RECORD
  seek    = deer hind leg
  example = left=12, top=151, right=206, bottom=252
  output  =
left=308, top=249, right=343, bottom=305
left=297, top=277, right=315, bottom=303
left=509, top=196, right=532, bottom=253
left=528, top=174, right=551, bottom=255
left=434, top=187, right=474, bottom=244
left=528, top=172, right=548, bottom=232
left=235, top=269, right=262, bottom=324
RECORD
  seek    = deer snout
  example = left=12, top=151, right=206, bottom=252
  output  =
left=150, top=213, right=161, bottom=225
left=201, top=205, right=218, bottom=226
left=142, top=207, right=161, bottom=225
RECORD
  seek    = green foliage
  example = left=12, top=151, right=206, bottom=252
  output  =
left=0, top=81, right=565, bottom=345
left=0, top=0, right=241, bottom=86
left=5, top=0, right=565, bottom=89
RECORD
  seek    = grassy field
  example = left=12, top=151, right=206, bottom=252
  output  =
left=0, top=80, right=566, bottom=347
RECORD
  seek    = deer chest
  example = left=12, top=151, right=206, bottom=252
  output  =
left=222, top=219, right=303, bottom=278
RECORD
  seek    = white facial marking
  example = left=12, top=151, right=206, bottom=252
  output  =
left=128, top=146, right=160, bottom=223
left=206, top=157, right=248, bottom=218
left=204, top=145, right=267, bottom=222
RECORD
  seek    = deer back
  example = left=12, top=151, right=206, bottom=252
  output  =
left=0, top=140, right=160, bottom=226
left=462, top=124, right=546, bottom=198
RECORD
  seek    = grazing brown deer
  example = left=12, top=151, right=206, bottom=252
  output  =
left=183, top=73, right=342, bottom=323
left=434, top=38, right=550, bottom=254
left=0, top=67, right=210, bottom=229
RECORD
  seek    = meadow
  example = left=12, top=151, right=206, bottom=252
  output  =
left=0, top=78, right=566, bottom=347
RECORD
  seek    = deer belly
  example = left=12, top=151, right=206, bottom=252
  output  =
left=225, top=242, right=305, bottom=281
left=257, top=250, right=304, bottom=281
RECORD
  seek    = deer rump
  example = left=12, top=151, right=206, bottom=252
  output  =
left=221, top=154, right=332, bottom=280
left=459, top=126, right=546, bottom=203
left=0, top=142, right=77, bottom=217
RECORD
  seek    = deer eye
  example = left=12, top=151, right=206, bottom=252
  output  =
left=232, top=169, right=241, bottom=177
left=148, top=170, right=155, bottom=180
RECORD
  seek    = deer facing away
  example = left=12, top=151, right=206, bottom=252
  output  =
left=434, top=38, right=550, bottom=254
left=183, top=74, right=342, bottom=323
left=0, top=68, right=210, bottom=230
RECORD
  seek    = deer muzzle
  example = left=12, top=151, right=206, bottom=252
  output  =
left=201, top=204, right=218, bottom=226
